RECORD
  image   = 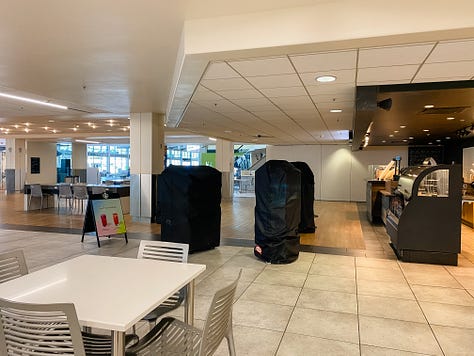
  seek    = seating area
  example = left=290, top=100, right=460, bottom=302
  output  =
left=0, top=243, right=240, bottom=356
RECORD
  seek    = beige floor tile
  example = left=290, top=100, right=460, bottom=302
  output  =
left=304, top=274, right=356, bottom=294
left=356, top=266, right=406, bottom=282
left=445, top=265, right=474, bottom=277
left=266, top=260, right=312, bottom=274
left=286, top=307, right=359, bottom=344
left=403, top=270, right=463, bottom=288
left=297, top=252, right=316, bottom=263
left=232, top=299, right=293, bottom=331
left=419, top=301, right=474, bottom=328
left=254, top=269, right=307, bottom=287
left=213, top=325, right=283, bottom=356
left=432, top=325, right=474, bottom=356
left=359, top=316, right=442, bottom=355
left=309, top=263, right=355, bottom=279
left=358, top=295, right=426, bottom=323
left=208, top=265, right=261, bottom=283
left=241, top=283, right=301, bottom=306
left=224, top=254, right=268, bottom=269
left=277, top=333, right=359, bottom=356
left=356, top=257, right=401, bottom=270
left=357, top=279, right=415, bottom=299
left=411, top=284, right=474, bottom=306
left=196, top=277, right=250, bottom=300
left=314, top=254, right=355, bottom=266
left=297, top=288, right=357, bottom=314
left=399, top=262, right=447, bottom=274
left=361, top=344, right=432, bottom=355
left=452, top=275, right=474, bottom=290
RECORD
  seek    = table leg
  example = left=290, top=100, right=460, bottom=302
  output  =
left=111, top=330, right=125, bottom=356
left=184, top=280, right=195, bottom=326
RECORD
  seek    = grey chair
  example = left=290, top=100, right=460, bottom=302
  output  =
left=0, top=298, right=87, bottom=356
left=73, top=184, right=89, bottom=213
left=137, top=241, right=189, bottom=328
left=57, top=183, right=73, bottom=212
left=126, top=271, right=241, bottom=356
left=28, top=184, right=50, bottom=210
left=0, top=250, right=28, bottom=284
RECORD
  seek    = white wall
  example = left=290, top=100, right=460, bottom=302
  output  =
left=25, top=141, right=57, bottom=184
left=267, top=144, right=408, bottom=202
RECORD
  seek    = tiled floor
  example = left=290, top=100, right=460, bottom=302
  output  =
left=1, top=225, right=473, bottom=355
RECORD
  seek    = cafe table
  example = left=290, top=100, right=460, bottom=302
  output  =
left=0, top=254, right=206, bottom=356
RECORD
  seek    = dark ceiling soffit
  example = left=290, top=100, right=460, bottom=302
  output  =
left=353, top=86, right=377, bottom=151
left=377, top=80, right=474, bottom=93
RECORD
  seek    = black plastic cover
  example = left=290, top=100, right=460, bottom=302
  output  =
left=159, top=165, right=222, bottom=253
left=254, top=160, right=301, bottom=264
left=291, top=161, right=316, bottom=233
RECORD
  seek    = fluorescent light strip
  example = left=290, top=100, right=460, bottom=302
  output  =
left=75, top=139, right=100, bottom=144
left=0, top=92, right=68, bottom=110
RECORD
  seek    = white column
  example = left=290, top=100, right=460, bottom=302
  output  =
left=215, top=139, right=234, bottom=200
left=130, top=112, right=165, bottom=222
left=5, top=138, right=26, bottom=192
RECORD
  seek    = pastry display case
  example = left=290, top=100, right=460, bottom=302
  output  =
left=385, top=164, right=462, bottom=265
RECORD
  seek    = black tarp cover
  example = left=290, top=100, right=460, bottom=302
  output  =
left=254, top=160, right=301, bottom=264
left=291, top=161, right=316, bottom=233
left=159, top=165, right=221, bottom=253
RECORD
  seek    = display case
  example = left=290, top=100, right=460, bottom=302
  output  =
left=386, top=164, right=462, bottom=265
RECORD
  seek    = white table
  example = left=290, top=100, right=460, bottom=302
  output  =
left=0, top=255, right=206, bottom=356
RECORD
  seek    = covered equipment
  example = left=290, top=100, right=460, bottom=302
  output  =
left=254, top=160, right=301, bottom=264
left=159, top=165, right=222, bottom=253
left=291, top=161, right=316, bottom=233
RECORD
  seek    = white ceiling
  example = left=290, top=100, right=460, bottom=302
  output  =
left=0, top=2, right=473, bottom=145
left=181, top=40, right=474, bottom=144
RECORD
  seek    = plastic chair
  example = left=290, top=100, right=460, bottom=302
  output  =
left=73, top=184, right=89, bottom=213
left=137, top=241, right=189, bottom=328
left=28, top=184, right=50, bottom=210
left=125, top=271, right=241, bottom=356
left=0, top=298, right=87, bottom=356
left=0, top=250, right=28, bottom=284
left=58, top=183, right=73, bottom=212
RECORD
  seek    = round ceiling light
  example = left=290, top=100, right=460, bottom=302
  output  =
left=330, top=109, right=342, bottom=113
left=316, top=75, right=336, bottom=83
left=446, top=117, right=455, bottom=120
left=424, top=104, right=434, bottom=109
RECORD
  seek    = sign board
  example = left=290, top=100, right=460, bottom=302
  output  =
left=81, top=192, right=128, bottom=247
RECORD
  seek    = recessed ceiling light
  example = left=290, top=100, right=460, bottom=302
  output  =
left=52, top=129, right=58, bottom=134
left=423, top=129, right=430, bottom=132
left=409, top=136, right=414, bottom=139
left=24, top=128, right=30, bottom=133
left=330, top=109, right=342, bottom=113
left=43, top=126, right=49, bottom=130
left=436, top=139, right=441, bottom=142
left=403, top=139, right=408, bottom=142
left=106, top=129, right=112, bottom=132
left=13, top=124, right=19, bottom=129
left=209, top=137, right=217, bottom=141
left=48, top=120, right=55, bottom=123
left=424, top=104, right=434, bottom=109
left=400, top=125, right=406, bottom=129
left=382, top=140, right=386, bottom=143
left=224, top=130, right=232, bottom=133
left=389, top=134, right=394, bottom=137
left=72, top=127, right=78, bottom=132
left=460, top=119, right=465, bottom=122
left=394, top=130, right=399, bottom=133
left=316, top=75, right=336, bottom=83
left=446, top=117, right=455, bottom=120
left=428, top=142, right=433, bottom=145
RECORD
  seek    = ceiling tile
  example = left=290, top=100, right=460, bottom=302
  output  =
left=271, top=96, right=315, bottom=111
left=260, top=86, right=307, bottom=98
left=231, top=97, right=275, bottom=110
left=300, top=69, right=356, bottom=86
left=311, top=94, right=355, bottom=104
left=284, top=109, right=321, bottom=120
left=357, top=65, right=419, bottom=84
left=200, top=78, right=253, bottom=91
left=358, top=43, right=435, bottom=68
left=250, top=110, right=288, bottom=120
left=290, top=50, right=357, bottom=73
left=192, top=86, right=223, bottom=101
left=247, top=74, right=301, bottom=89
left=426, top=39, right=474, bottom=63
left=228, top=57, right=295, bottom=77
left=306, top=83, right=355, bottom=96
left=219, top=89, right=263, bottom=100
left=414, top=61, right=474, bottom=81
left=203, top=62, right=240, bottom=79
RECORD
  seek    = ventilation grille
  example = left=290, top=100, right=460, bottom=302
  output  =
left=421, top=106, right=469, bottom=115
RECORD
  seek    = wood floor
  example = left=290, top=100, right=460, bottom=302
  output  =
left=1, top=192, right=473, bottom=263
